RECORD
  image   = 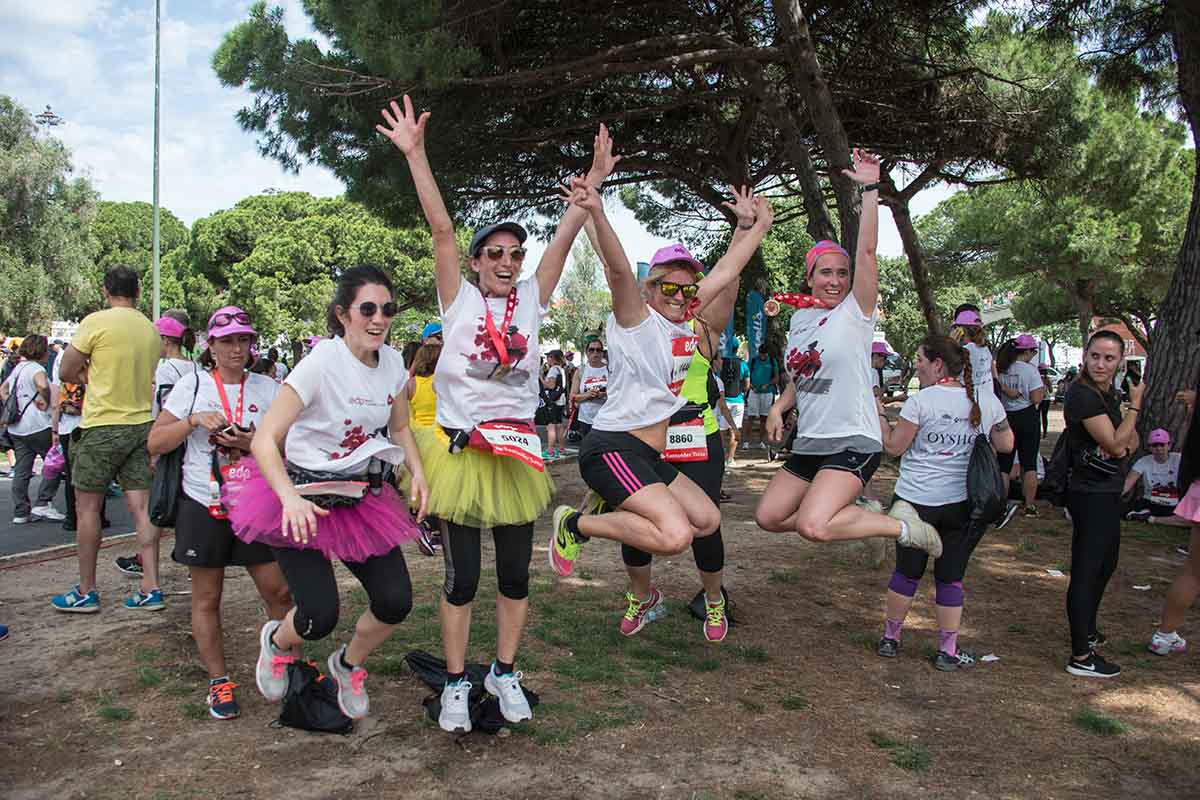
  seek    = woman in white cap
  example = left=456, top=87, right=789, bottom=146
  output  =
left=753, top=150, right=942, bottom=557
left=147, top=306, right=292, bottom=720
left=379, top=95, right=617, bottom=733
left=995, top=334, right=1044, bottom=520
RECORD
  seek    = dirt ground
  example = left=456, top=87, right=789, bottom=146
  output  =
left=2, top=411, right=1198, bottom=800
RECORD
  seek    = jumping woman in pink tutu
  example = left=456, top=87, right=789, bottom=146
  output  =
left=224, top=265, right=429, bottom=720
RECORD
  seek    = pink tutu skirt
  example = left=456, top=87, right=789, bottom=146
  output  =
left=222, top=457, right=422, bottom=562
left=1174, top=480, right=1200, bottom=524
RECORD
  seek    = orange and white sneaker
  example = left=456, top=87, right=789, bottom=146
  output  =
left=619, top=587, right=664, bottom=637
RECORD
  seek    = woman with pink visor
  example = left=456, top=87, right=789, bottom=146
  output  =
left=754, top=150, right=942, bottom=558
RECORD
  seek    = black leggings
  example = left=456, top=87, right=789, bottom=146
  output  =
left=1039, top=399, right=1051, bottom=437
left=1065, top=491, right=1122, bottom=657
left=272, top=546, right=412, bottom=640
left=997, top=405, right=1040, bottom=474
left=893, top=498, right=977, bottom=583
left=442, top=522, right=533, bottom=606
left=622, top=432, right=725, bottom=573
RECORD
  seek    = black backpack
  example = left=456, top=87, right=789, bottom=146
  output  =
left=1, top=364, right=38, bottom=428
left=721, top=356, right=742, bottom=398
left=277, top=660, right=353, bottom=734
left=1042, top=431, right=1072, bottom=507
left=966, top=432, right=1006, bottom=532
left=540, top=368, right=564, bottom=404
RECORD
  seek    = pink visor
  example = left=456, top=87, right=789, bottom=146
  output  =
left=648, top=243, right=704, bottom=274
left=155, top=317, right=186, bottom=338
left=871, top=341, right=891, bottom=356
left=805, top=240, right=850, bottom=279
left=1014, top=334, right=1038, bottom=350
left=207, top=306, right=257, bottom=340
left=953, top=310, right=982, bottom=326
left=1148, top=428, right=1170, bottom=445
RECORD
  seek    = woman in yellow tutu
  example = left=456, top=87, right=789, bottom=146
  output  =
left=378, top=95, right=619, bottom=734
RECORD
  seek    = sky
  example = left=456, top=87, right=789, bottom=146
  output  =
left=1, top=0, right=956, bottom=270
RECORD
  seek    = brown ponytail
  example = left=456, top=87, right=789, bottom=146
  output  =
left=920, top=333, right=981, bottom=428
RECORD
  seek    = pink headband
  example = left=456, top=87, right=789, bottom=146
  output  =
left=805, top=240, right=849, bottom=280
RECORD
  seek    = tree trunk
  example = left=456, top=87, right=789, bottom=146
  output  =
left=1139, top=1, right=1200, bottom=450
left=773, top=105, right=839, bottom=243
left=888, top=198, right=943, bottom=336
left=775, top=0, right=859, bottom=255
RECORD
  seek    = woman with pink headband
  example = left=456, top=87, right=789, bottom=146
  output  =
left=754, top=149, right=942, bottom=557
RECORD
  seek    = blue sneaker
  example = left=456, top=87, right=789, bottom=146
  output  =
left=52, top=585, right=100, bottom=613
left=0, top=623, right=8, bottom=641
left=123, top=588, right=165, bottom=611
left=207, top=680, right=241, bottom=720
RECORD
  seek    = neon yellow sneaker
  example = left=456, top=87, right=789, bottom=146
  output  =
left=549, top=505, right=583, bottom=577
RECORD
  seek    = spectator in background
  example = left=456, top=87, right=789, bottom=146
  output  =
left=870, top=341, right=891, bottom=399
left=719, top=343, right=750, bottom=453
left=744, top=343, right=779, bottom=449
left=0, top=335, right=65, bottom=524
left=1124, top=428, right=1187, bottom=525
left=541, top=349, right=568, bottom=459
left=1038, top=365, right=1053, bottom=437
left=267, top=347, right=288, bottom=383
left=420, top=321, right=443, bottom=344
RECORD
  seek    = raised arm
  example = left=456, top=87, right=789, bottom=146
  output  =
left=378, top=96, right=461, bottom=310
left=843, top=149, right=880, bottom=317
left=572, top=180, right=646, bottom=328
left=693, top=192, right=774, bottom=325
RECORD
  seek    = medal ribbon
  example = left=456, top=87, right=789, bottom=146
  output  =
left=212, top=371, right=246, bottom=427
left=482, top=288, right=518, bottom=366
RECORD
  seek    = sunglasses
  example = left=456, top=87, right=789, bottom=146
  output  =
left=480, top=245, right=527, bottom=263
left=657, top=281, right=699, bottom=299
left=210, top=311, right=251, bottom=327
left=351, top=301, right=399, bottom=318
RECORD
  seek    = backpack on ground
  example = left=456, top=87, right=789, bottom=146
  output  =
left=277, top=660, right=353, bottom=734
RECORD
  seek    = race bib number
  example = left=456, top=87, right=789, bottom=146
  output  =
left=662, top=417, right=707, bottom=462
left=476, top=421, right=545, bottom=471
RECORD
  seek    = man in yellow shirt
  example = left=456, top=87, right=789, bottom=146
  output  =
left=52, top=266, right=163, bottom=614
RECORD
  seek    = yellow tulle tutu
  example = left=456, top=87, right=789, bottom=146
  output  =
left=408, top=425, right=555, bottom=528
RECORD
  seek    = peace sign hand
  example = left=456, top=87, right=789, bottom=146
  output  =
left=841, top=148, right=881, bottom=186
left=376, top=95, right=430, bottom=156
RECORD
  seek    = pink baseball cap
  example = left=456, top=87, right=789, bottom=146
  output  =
left=805, top=240, right=850, bottom=279
left=1148, top=428, right=1171, bottom=446
left=207, top=306, right=257, bottom=340
left=647, top=243, right=704, bottom=274
left=953, top=309, right=983, bottom=326
left=1014, top=334, right=1038, bottom=350
left=154, top=317, right=186, bottom=338
left=871, top=341, right=891, bottom=356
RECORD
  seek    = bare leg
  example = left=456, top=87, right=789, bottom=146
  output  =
left=123, top=489, right=160, bottom=594
left=755, top=468, right=813, bottom=532
left=885, top=589, right=916, bottom=625
left=1022, top=470, right=1038, bottom=508
left=189, top=567, right=228, bottom=679
left=74, top=490, right=104, bottom=594
left=577, top=473, right=720, bottom=554
left=344, top=610, right=396, bottom=666
left=934, top=604, right=964, bottom=637
left=495, top=595, right=527, bottom=665
left=441, top=599, right=472, bottom=674
left=626, top=564, right=653, bottom=599
left=1160, top=525, right=1200, bottom=633
left=699, top=569, right=722, bottom=602
left=791, top=469, right=901, bottom=543
left=245, top=562, right=293, bottom=620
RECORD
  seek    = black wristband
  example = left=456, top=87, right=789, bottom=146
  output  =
left=861, top=182, right=881, bottom=193
left=1128, top=406, right=1141, bottom=412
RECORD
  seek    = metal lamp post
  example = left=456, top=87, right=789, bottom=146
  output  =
left=152, top=0, right=162, bottom=320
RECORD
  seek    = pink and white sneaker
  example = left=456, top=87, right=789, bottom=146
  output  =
left=619, top=588, right=664, bottom=637
left=1147, top=630, right=1187, bottom=656
left=703, top=596, right=729, bottom=642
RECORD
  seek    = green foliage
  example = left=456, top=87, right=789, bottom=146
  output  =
left=1073, top=707, right=1128, bottom=736
left=87, top=201, right=190, bottom=318
left=543, top=239, right=610, bottom=350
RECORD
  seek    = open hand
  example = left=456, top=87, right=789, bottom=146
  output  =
left=280, top=493, right=329, bottom=546
left=841, top=148, right=881, bottom=186
left=586, top=123, right=622, bottom=184
left=1176, top=389, right=1196, bottom=411
left=409, top=471, right=430, bottom=522
left=752, top=195, right=774, bottom=230
left=721, top=184, right=756, bottom=228
left=376, top=95, right=430, bottom=155
left=765, top=407, right=784, bottom=442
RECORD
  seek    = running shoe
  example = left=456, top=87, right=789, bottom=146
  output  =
left=207, top=680, right=240, bottom=720
left=703, top=595, right=729, bottom=643
left=31, top=505, right=65, bottom=522
left=996, top=502, right=1020, bottom=530
left=114, top=554, right=143, bottom=577
left=51, top=585, right=99, bottom=613
left=123, top=588, right=165, bottom=611
left=327, top=646, right=369, bottom=719
left=484, top=663, right=533, bottom=724
left=12, top=516, right=30, bottom=524
left=619, top=587, right=664, bottom=637
left=877, top=637, right=899, bottom=658
left=1023, top=505, right=1038, bottom=518
left=932, top=649, right=976, bottom=671
left=1176, top=544, right=1190, bottom=557
left=1065, top=651, right=1120, bottom=678
left=255, top=620, right=294, bottom=702
left=416, top=521, right=440, bottom=557
left=889, top=501, right=943, bottom=558
left=541, top=449, right=553, bottom=461
left=1147, top=630, right=1188, bottom=656
left=719, top=490, right=732, bottom=502
left=438, top=679, right=472, bottom=733
left=549, top=505, right=582, bottom=577
left=1088, top=631, right=1107, bottom=650
left=1125, top=509, right=1152, bottom=523
left=0, top=623, right=9, bottom=641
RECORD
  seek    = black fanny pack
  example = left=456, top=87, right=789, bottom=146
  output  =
left=285, top=461, right=379, bottom=508
left=1079, top=446, right=1121, bottom=478
left=668, top=402, right=705, bottom=426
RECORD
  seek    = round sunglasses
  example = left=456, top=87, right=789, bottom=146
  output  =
left=350, top=301, right=399, bottom=318
left=479, top=245, right=527, bottom=264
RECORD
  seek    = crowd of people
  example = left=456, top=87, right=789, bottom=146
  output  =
left=1, top=99, right=1197, bottom=723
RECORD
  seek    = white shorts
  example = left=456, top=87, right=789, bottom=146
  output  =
left=719, top=401, right=746, bottom=431
left=746, top=390, right=775, bottom=417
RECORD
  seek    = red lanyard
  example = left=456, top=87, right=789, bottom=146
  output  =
left=212, top=371, right=246, bottom=426
left=482, top=288, right=518, bottom=365
left=935, top=376, right=960, bottom=387
left=773, top=293, right=832, bottom=310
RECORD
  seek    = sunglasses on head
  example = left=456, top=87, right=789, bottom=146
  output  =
left=210, top=311, right=250, bottom=327
left=479, top=245, right=527, bottom=264
left=351, top=301, right=399, bottom=318
left=657, top=281, right=699, bottom=299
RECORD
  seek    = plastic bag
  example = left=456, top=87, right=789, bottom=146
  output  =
left=42, top=444, right=65, bottom=481
left=967, top=433, right=1005, bottom=530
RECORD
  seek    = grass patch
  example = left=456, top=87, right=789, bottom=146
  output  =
left=56, top=690, right=74, bottom=704
left=98, top=705, right=135, bottom=722
left=1016, top=537, right=1040, bottom=554
left=77, top=646, right=97, bottom=658
left=781, top=692, right=811, bottom=711
left=134, top=646, right=161, bottom=663
left=891, top=744, right=933, bottom=772
left=848, top=631, right=878, bottom=650
left=181, top=702, right=209, bottom=721
left=768, top=568, right=802, bottom=584
left=1074, top=708, right=1128, bottom=736
left=137, top=666, right=164, bottom=688
left=733, top=644, right=769, bottom=663
left=1124, top=524, right=1185, bottom=546
left=738, top=698, right=765, bottom=713
left=1007, top=623, right=1027, bottom=634
left=163, top=681, right=195, bottom=698
left=869, top=730, right=902, bottom=749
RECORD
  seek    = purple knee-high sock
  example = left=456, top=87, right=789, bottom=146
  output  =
left=884, top=618, right=904, bottom=641
left=939, top=629, right=958, bottom=657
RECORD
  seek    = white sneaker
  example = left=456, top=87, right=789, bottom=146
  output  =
left=12, top=516, right=30, bottom=524
left=32, top=505, right=65, bottom=522
left=1148, top=630, right=1188, bottom=656
left=484, top=664, right=533, bottom=723
left=438, top=680, right=472, bottom=733
left=890, top=500, right=943, bottom=558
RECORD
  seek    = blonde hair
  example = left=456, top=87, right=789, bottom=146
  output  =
left=640, top=263, right=698, bottom=300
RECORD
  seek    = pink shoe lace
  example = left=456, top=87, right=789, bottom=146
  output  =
left=350, top=668, right=369, bottom=695
left=270, top=653, right=295, bottom=679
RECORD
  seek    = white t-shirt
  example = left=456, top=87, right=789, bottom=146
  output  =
left=284, top=336, right=410, bottom=474
left=964, top=342, right=994, bottom=398
left=154, top=357, right=195, bottom=417
left=434, top=277, right=548, bottom=431
left=894, top=384, right=1008, bottom=506
left=575, top=363, right=609, bottom=425
left=1131, top=453, right=1182, bottom=507
left=163, top=371, right=280, bottom=505
left=3, top=362, right=51, bottom=436
left=785, top=298, right=881, bottom=454
left=998, top=360, right=1042, bottom=412
left=593, top=308, right=696, bottom=433
left=50, top=357, right=81, bottom=436
left=545, top=365, right=567, bottom=407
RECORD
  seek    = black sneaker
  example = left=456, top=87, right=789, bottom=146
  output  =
left=1176, top=545, right=1190, bottom=558
left=114, top=555, right=143, bottom=577
left=1087, top=631, right=1107, bottom=650
left=932, top=649, right=976, bottom=671
left=877, top=637, right=900, bottom=658
left=996, top=502, right=1020, bottom=530
left=415, top=521, right=440, bottom=557
left=1023, top=505, right=1038, bottom=518
left=1125, top=509, right=1152, bottom=523
left=1065, top=651, right=1120, bottom=678
left=719, top=490, right=732, bottom=502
